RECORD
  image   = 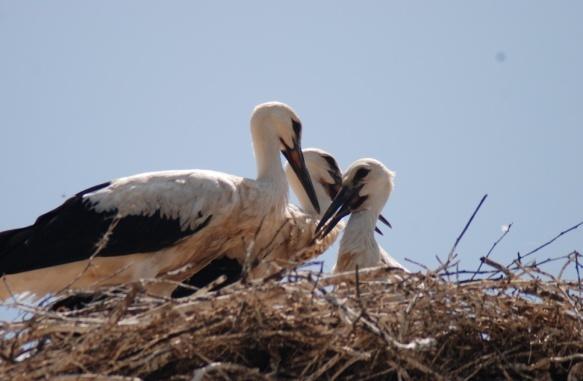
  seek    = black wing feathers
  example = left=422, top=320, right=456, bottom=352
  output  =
left=0, top=182, right=210, bottom=275
left=103, top=212, right=212, bottom=255
left=0, top=227, right=34, bottom=261
left=75, top=181, right=113, bottom=197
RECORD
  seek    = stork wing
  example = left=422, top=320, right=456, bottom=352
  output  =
left=0, top=170, right=238, bottom=275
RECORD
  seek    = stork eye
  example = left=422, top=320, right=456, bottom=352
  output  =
left=291, top=119, right=302, bottom=138
left=353, top=168, right=370, bottom=183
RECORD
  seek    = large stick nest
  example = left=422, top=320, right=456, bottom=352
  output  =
left=1, top=259, right=583, bottom=381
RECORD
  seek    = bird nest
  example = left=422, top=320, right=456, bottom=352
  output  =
left=1, top=254, right=582, bottom=381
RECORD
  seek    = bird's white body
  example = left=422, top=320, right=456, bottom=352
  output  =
left=0, top=102, right=319, bottom=300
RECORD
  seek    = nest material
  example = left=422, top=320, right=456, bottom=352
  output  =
left=1, top=264, right=582, bottom=381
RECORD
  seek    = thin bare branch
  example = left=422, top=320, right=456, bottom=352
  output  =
left=510, top=220, right=583, bottom=267
left=470, top=223, right=512, bottom=281
left=448, top=194, right=488, bottom=260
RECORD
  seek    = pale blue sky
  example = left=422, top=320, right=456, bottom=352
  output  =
left=1, top=2, right=582, bottom=318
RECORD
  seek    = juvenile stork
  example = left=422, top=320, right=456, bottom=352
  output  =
left=0, top=102, right=320, bottom=301
left=286, top=148, right=391, bottom=235
left=248, top=149, right=392, bottom=279
left=286, top=148, right=342, bottom=216
left=315, top=158, right=407, bottom=273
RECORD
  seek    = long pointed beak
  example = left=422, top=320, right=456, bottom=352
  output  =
left=315, top=185, right=392, bottom=239
left=315, top=185, right=359, bottom=239
left=379, top=214, right=392, bottom=229
left=374, top=215, right=392, bottom=235
left=282, top=141, right=320, bottom=214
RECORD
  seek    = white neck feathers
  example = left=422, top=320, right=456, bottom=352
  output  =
left=339, top=210, right=380, bottom=263
left=250, top=113, right=285, bottom=182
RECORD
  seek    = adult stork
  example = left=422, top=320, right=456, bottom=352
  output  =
left=170, top=148, right=344, bottom=297
left=315, top=158, right=407, bottom=273
left=0, top=101, right=320, bottom=300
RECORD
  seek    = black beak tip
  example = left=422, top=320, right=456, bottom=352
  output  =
left=379, top=214, right=392, bottom=229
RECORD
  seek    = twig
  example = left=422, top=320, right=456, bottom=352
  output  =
left=351, top=265, right=366, bottom=331
left=404, top=258, right=429, bottom=271
left=241, top=215, right=266, bottom=279
left=576, top=251, right=582, bottom=299
left=354, top=265, right=362, bottom=301
left=54, top=216, right=121, bottom=297
left=1, top=276, right=18, bottom=305
left=509, top=220, right=583, bottom=267
left=252, top=217, right=291, bottom=270
left=480, top=257, right=513, bottom=278
left=448, top=194, right=488, bottom=260
left=440, top=269, right=499, bottom=277
left=437, top=194, right=488, bottom=276
left=470, top=223, right=512, bottom=281
left=309, top=263, right=325, bottom=304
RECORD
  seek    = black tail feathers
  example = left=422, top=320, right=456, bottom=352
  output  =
left=0, top=226, right=34, bottom=274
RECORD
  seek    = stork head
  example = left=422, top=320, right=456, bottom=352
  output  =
left=251, top=102, right=320, bottom=213
left=285, top=148, right=342, bottom=215
left=315, top=158, right=395, bottom=239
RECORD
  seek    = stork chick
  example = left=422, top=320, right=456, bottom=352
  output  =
left=315, top=158, right=407, bottom=273
left=250, top=149, right=392, bottom=277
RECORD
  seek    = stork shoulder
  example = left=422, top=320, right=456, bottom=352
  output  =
left=84, top=169, right=240, bottom=230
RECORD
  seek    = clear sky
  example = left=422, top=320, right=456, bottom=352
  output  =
left=1, top=2, right=582, bottom=319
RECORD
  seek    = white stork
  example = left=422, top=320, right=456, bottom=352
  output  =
left=242, top=148, right=345, bottom=279
left=0, top=101, right=320, bottom=301
left=285, top=148, right=343, bottom=216
left=315, top=158, right=408, bottom=273
left=286, top=148, right=391, bottom=234
left=246, top=149, right=393, bottom=279
left=171, top=148, right=344, bottom=296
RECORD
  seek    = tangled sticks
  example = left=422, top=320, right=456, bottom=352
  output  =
left=0, top=254, right=582, bottom=381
